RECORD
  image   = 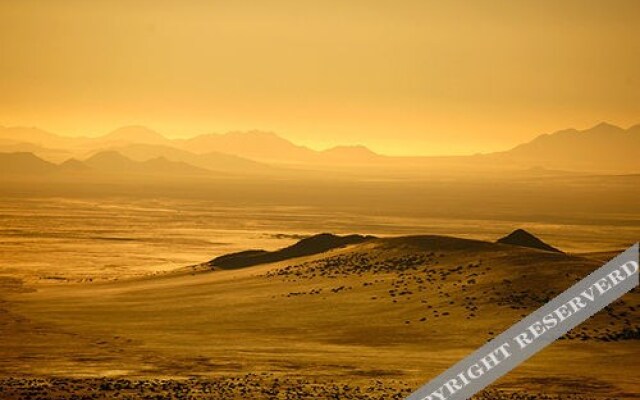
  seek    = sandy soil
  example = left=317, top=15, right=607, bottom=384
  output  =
left=1, top=236, right=638, bottom=398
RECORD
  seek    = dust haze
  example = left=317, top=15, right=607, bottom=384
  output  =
left=1, top=1, right=639, bottom=399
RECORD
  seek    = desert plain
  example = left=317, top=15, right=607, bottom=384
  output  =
left=0, top=180, right=638, bottom=399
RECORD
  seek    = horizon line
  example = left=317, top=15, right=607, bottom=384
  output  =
left=0, top=120, right=637, bottom=158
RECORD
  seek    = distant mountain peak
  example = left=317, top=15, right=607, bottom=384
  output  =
left=59, top=158, right=90, bottom=171
left=0, top=152, right=57, bottom=174
left=225, top=130, right=280, bottom=138
left=181, top=130, right=315, bottom=162
left=497, top=229, right=562, bottom=253
left=84, top=150, right=138, bottom=171
left=87, top=150, right=133, bottom=162
left=323, top=145, right=378, bottom=156
left=591, top=121, right=621, bottom=131
left=0, top=126, right=65, bottom=146
left=220, top=130, right=307, bottom=148
left=102, top=126, right=166, bottom=144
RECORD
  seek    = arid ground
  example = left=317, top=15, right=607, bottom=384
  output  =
left=0, top=196, right=638, bottom=399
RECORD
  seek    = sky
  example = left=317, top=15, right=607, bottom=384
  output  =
left=0, top=0, right=638, bottom=156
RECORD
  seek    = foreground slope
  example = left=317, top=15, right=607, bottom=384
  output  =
left=2, top=235, right=638, bottom=398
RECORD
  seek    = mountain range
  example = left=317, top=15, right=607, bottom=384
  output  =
left=484, top=122, right=640, bottom=172
left=0, top=151, right=214, bottom=179
left=1, top=122, right=638, bottom=178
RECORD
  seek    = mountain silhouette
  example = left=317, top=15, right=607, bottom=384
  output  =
left=0, top=126, right=81, bottom=148
left=321, top=145, right=383, bottom=164
left=83, top=151, right=209, bottom=175
left=497, top=229, right=562, bottom=253
left=180, top=130, right=316, bottom=164
left=492, top=122, right=640, bottom=172
left=181, top=132, right=390, bottom=166
left=139, top=157, right=210, bottom=175
left=84, top=151, right=140, bottom=171
left=0, top=141, right=73, bottom=163
left=100, top=126, right=168, bottom=145
left=0, top=152, right=57, bottom=174
left=209, top=233, right=375, bottom=269
left=3, top=122, right=640, bottom=173
left=58, top=158, right=91, bottom=172
left=101, top=143, right=274, bottom=174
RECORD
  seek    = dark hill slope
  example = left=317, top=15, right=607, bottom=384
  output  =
left=209, top=233, right=375, bottom=269
left=497, top=229, right=563, bottom=253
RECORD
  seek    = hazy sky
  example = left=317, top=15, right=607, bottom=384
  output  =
left=1, top=0, right=638, bottom=155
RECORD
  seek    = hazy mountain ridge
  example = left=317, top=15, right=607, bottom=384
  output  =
left=0, top=152, right=58, bottom=175
left=0, top=151, right=212, bottom=178
left=98, top=143, right=276, bottom=175
left=100, top=126, right=169, bottom=145
left=1, top=122, right=639, bottom=176
left=179, top=130, right=317, bottom=164
left=84, top=151, right=211, bottom=175
left=485, top=122, right=640, bottom=172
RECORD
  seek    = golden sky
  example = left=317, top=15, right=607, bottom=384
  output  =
left=0, top=0, right=638, bottom=155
